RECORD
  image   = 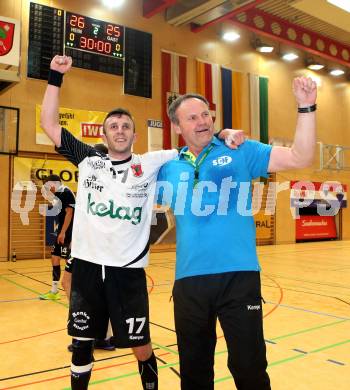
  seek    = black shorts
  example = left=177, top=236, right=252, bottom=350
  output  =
left=65, top=256, right=74, bottom=273
left=68, top=258, right=150, bottom=348
left=51, top=243, right=71, bottom=259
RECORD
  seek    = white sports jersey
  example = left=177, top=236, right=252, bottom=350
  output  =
left=57, top=128, right=177, bottom=267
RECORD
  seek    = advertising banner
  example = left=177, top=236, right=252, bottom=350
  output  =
left=36, top=105, right=107, bottom=145
left=296, top=215, right=337, bottom=240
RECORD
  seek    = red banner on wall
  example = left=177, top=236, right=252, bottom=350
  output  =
left=161, top=50, right=187, bottom=149
left=296, top=215, right=337, bottom=240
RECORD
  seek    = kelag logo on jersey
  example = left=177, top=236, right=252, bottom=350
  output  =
left=87, top=193, right=142, bottom=225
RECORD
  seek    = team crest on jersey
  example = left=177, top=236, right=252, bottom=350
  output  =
left=131, top=164, right=143, bottom=177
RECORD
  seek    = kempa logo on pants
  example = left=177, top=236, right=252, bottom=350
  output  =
left=72, top=311, right=90, bottom=331
left=247, top=304, right=261, bottom=310
left=87, top=193, right=142, bottom=225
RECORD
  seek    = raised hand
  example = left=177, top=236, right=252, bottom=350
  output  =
left=293, top=77, right=317, bottom=107
left=50, top=55, right=72, bottom=74
left=219, top=128, right=246, bottom=149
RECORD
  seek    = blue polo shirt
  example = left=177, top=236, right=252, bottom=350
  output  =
left=157, top=137, right=272, bottom=280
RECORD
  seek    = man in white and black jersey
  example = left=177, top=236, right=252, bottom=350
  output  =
left=62, top=143, right=116, bottom=353
left=41, top=55, right=244, bottom=390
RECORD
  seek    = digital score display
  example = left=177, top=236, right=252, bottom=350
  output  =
left=27, top=3, right=151, bottom=83
left=65, top=12, right=124, bottom=59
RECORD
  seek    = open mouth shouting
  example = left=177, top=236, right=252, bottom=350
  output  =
left=114, top=137, right=127, bottom=143
left=196, top=128, right=210, bottom=134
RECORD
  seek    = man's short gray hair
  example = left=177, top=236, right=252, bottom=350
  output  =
left=168, top=93, right=209, bottom=125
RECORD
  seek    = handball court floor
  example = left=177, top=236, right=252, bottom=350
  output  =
left=0, top=241, right=349, bottom=390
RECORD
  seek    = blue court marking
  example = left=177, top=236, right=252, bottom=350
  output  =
left=265, top=301, right=350, bottom=320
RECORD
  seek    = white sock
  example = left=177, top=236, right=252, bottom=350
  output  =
left=106, top=320, right=113, bottom=339
left=51, top=281, right=59, bottom=294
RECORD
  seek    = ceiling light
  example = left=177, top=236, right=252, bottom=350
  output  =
left=282, top=53, right=299, bottom=61
left=308, top=63, right=324, bottom=70
left=329, top=69, right=345, bottom=76
left=327, top=0, right=350, bottom=13
left=222, top=31, right=240, bottom=42
left=256, top=44, right=274, bottom=53
left=252, top=38, right=274, bottom=53
left=102, top=0, right=125, bottom=8
left=305, top=58, right=324, bottom=71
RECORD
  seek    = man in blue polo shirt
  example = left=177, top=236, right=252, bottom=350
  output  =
left=157, top=77, right=317, bottom=390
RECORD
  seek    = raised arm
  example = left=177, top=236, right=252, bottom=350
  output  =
left=41, top=55, right=73, bottom=147
left=268, top=76, right=317, bottom=172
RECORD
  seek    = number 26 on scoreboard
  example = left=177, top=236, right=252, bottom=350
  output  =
left=70, top=14, right=85, bottom=29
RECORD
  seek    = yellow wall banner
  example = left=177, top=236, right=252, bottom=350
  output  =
left=14, top=157, right=78, bottom=192
left=36, top=105, right=108, bottom=145
left=254, top=211, right=273, bottom=240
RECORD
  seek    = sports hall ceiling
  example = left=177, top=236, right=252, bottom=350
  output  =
left=143, top=0, right=350, bottom=69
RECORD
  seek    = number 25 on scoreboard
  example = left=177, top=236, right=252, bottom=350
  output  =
left=106, top=24, right=120, bottom=38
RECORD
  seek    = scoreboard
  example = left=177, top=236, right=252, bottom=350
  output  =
left=27, top=2, right=152, bottom=98
left=28, top=3, right=124, bottom=77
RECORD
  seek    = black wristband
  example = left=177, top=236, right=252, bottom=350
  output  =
left=298, top=104, right=317, bottom=113
left=48, top=69, right=64, bottom=87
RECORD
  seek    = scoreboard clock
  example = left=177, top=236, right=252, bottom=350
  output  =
left=27, top=3, right=152, bottom=97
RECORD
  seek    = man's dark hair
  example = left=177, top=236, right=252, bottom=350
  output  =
left=103, top=108, right=135, bottom=133
left=168, top=94, right=209, bottom=125
left=94, top=143, right=108, bottom=154
left=42, top=174, right=61, bottom=184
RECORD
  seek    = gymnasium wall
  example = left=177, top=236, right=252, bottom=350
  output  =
left=1, top=0, right=350, bottom=259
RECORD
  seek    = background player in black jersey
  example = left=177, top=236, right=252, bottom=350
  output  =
left=39, top=174, right=75, bottom=301
left=41, top=54, right=243, bottom=390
